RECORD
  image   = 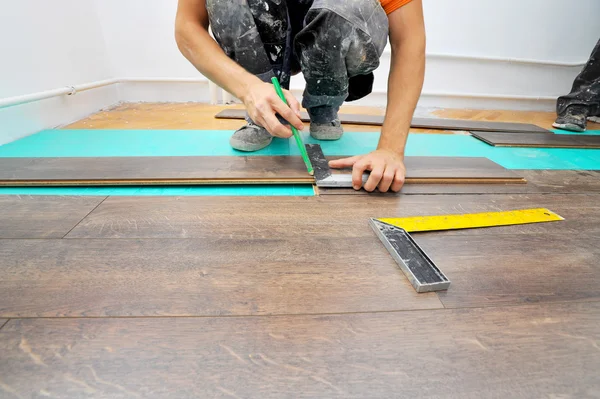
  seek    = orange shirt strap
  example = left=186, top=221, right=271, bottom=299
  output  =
left=380, top=0, right=414, bottom=14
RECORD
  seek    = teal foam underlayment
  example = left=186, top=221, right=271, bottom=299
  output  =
left=0, top=185, right=314, bottom=196
left=553, top=128, right=600, bottom=135
left=0, top=129, right=599, bottom=196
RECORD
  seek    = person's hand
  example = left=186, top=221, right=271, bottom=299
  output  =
left=241, top=80, right=304, bottom=138
left=329, top=149, right=406, bottom=193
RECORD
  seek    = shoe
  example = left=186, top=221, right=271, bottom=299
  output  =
left=229, top=122, right=272, bottom=152
left=553, top=105, right=590, bottom=132
left=310, top=119, right=344, bottom=140
left=588, top=116, right=600, bottom=124
left=307, top=105, right=344, bottom=140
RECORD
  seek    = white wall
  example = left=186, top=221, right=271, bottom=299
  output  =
left=92, top=0, right=210, bottom=103
left=411, top=0, right=600, bottom=110
left=0, top=0, right=118, bottom=145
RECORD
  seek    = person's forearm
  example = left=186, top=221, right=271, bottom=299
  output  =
left=175, top=20, right=261, bottom=101
left=378, top=40, right=426, bottom=156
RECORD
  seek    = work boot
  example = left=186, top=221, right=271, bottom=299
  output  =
left=229, top=122, right=273, bottom=152
left=553, top=105, right=590, bottom=132
left=308, top=105, right=344, bottom=140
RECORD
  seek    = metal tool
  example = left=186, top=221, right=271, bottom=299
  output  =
left=305, top=144, right=368, bottom=188
left=370, top=219, right=450, bottom=293
left=371, top=208, right=564, bottom=293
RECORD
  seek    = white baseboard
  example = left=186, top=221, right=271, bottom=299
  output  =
left=0, top=85, right=119, bottom=146
left=287, top=88, right=557, bottom=112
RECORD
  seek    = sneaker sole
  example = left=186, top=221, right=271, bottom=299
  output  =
left=229, top=137, right=273, bottom=152
left=552, top=122, right=586, bottom=132
left=309, top=133, right=344, bottom=141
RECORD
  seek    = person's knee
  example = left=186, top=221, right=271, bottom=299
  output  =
left=306, top=0, right=388, bottom=51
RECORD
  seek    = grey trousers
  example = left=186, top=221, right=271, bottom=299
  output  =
left=206, top=0, right=389, bottom=120
left=557, top=39, right=600, bottom=117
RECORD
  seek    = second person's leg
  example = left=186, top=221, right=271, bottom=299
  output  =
left=554, top=39, right=600, bottom=132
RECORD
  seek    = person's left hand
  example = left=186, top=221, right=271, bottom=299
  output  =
left=329, top=149, right=406, bottom=193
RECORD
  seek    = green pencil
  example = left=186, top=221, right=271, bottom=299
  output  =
left=271, top=77, right=314, bottom=176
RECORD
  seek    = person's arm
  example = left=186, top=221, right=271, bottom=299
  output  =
left=329, top=0, right=426, bottom=192
left=175, top=0, right=303, bottom=137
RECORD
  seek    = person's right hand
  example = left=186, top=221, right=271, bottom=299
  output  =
left=241, top=80, right=304, bottom=138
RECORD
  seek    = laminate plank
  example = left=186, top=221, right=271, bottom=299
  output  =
left=0, top=238, right=441, bottom=317
left=0, top=195, right=105, bottom=238
left=1, top=303, right=598, bottom=398
left=215, top=109, right=551, bottom=133
left=66, top=194, right=600, bottom=239
left=471, top=131, right=600, bottom=148
left=319, top=170, right=600, bottom=195
left=0, top=156, right=314, bottom=186
left=0, top=156, right=523, bottom=186
left=414, top=233, right=600, bottom=307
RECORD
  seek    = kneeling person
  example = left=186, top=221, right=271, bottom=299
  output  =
left=176, top=0, right=425, bottom=192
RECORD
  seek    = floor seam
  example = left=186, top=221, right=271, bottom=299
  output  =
left=61, top=196, right=108, bottom=238
left=3, top=299, right=598, bottom=320
left=0, top=319, right=9, bottom=331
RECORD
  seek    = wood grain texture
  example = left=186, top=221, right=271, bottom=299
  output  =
left=0, top=238, right=441, bottom=317
left=414, top=233, right=600, bottom=307
left=215, top=109, right=550, bottom=133
left=319, top=170, right=600, bottom=195
left=472, top=131, right=600, bottom=148
left=65, top=194, right=600, bottom=239
left=0, top=156, right=314, bottom=186
left=1, top=303, right=598, bottom=398
left=0, top=195, right=105, bottom=238
left=0, top=156, right=523, bottom=186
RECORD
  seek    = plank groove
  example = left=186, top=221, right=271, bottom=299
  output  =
left=0, top=156, right=523, bottom=186
left=0, top=238, right=441, bottom=317
left=471, top=131, right=600, bottom=148
left=0, top=195, right=106, bottom=238
left=0, top=303, right=598, bottom=398
left=215, top=109, right=551, bottom=133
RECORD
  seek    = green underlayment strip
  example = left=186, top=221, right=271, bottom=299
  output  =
left=0, top=129, right=599, bottom=196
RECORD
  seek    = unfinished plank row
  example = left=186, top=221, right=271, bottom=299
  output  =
left=319, top=170, right=600, bottom=195
left=0, top=156, right=524, bottom=186
left=471, top=131, right=600, bottom=148
left=215, top=109, right=551, bottom=133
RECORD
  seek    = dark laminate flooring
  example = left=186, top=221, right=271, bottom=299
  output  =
left=0, top=170, right=599, bottom=398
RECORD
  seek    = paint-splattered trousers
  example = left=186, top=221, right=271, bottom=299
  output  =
left=557, top=39, right=600, bottom=117
left=206, top=0, right=389, bottom=122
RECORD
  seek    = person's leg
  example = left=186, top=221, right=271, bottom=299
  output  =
left=294, top=0, right=388, bottom=140
left=206, top=0, right=290, bottom=151
left=554, top=39, right=600, bottom=132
